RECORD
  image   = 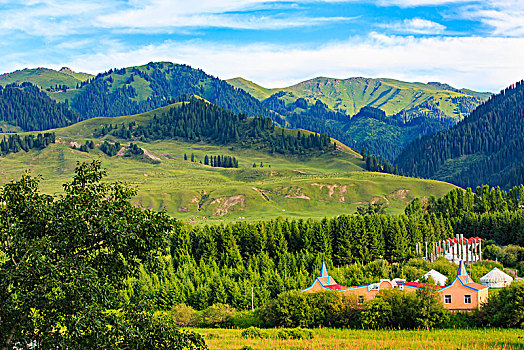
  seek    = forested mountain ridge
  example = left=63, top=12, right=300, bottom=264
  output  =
left=0, top=83, right=78, bottom=132
left=91, top=97, right=337, bottom=156
left=395, top=80, right=524, bottom=189
left=62, top=62, right=285, bottom=126
left=0, top=63, right=489, bottom=163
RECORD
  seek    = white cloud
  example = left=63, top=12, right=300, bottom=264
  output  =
left=55, top=34, right=524, bottom=92
left=379, top=18, right=446, bottom=34
left=95, top=0, right=354, bottom=30
left=460, top=0, right=524, bottom=37
left=377, top=0, right=473, bottom=7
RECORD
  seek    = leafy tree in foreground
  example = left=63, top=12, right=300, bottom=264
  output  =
left=0, top=160, right=207, bottom=349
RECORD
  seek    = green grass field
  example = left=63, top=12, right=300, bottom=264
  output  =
left=193, top=328, right=524, bottom=350
left=0, top=104, right=456, bottom=222
left=0, top=137, right=455, bottom=223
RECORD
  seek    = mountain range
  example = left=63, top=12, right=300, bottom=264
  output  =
left=2, top=62, right=522, bottom=203
left=0, top=62, right=490, bottom=161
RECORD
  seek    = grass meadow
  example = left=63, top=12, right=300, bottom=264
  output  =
left=193, top=328, right=524, bottom=350
left=0, top=104, right=456, bottom=222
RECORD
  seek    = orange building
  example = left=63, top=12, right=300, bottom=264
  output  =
left=301, top=262, right=398, bottom=304
left=302, top=261, right=488, bottom=310
left=438, top=260, right=488, bottom=311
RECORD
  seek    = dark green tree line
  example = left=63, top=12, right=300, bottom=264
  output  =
left=0, top=83, right=77, bottom=131
left=396, top=80, right=524, bottom=189
left=0, top=132, right=55, bottom=156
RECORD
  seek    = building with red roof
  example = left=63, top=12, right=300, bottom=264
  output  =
left=302, top=260, right=489, bottom=311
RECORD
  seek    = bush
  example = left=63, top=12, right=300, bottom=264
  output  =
left=276, top=328, right=314, bottom=340
left=197, top=303, right=235, bottom=328
left=481, top=281, right=524, bottom=328
left=256, top=290, right=346, bottom=328
left=170, top=303, right=197, bottom=327
left=241, top=327, right=268, bottom=339
left=232, top=310, right=262, bottom=328
left=361, top=297, right=392, bottom=329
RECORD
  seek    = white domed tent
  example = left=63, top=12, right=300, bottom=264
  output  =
left=423, top=269, right=447, bottom=286
left=480, top=268, right=513, bottom=288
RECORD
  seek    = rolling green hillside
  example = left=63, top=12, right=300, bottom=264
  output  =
left=226, top=77, right=276, bottom=100
left=228, top=76, right=490, bottom=121
left=0, top=67, right=92, bottom=91
left=0, top=103, right=456, bottom=222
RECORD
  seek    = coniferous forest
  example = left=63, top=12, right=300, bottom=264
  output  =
left=0, top=83, right=77, bottom=131
left=95, top=98, right=336, bottom=156
left=0, top=132, right=55, bottom=156
left=71, top=62, right=285, bottom=126
left=125, top=213, right=455, bottom=312
left=396, top=80, right=524, bottom=189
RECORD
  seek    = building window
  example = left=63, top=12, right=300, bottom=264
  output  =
left=445, top=295, right=451, bottom=304
left=464, top=295, right=471, bottom=304
left=358, top=296, right=364, bottom=305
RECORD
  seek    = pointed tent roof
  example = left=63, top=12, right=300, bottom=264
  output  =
left=480, top=268, right=513, bottom=283
left=301, top=261, right=346, bottom=292
left=457, top=260, right=471, bottom=284
left=320, top=262, right=329, bottom=278
left=317, top=262, right=337, bottom=286
left=439, top=260, right=487, bottom=292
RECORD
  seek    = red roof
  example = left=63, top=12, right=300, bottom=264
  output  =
left=400, top=282, right=442, bottom=289
left=447, top=237, right=482, bottom=244
left=325, top=284, right=348, bottom=290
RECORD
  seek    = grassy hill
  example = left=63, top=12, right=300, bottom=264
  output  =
left=0, top=104, right=456, bottom=222
left=0, top=67, right=92, bottom=91
left=227, top=76, right=490, bottom=121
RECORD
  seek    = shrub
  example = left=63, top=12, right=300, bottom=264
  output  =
left=170, top=303, right=197, bottom=327
left=361, top=297, right=392, bottom=329
left=276, top=328, right=314, bottom=340
left=256, top=290, right=346, bottom=328
left=481, top=281, right=524, bottom=328
left=197, top=303, right=235, bottom=328
left=232, top=310, right=262, bottom=328
left=241, top=327, right=268, bottom=339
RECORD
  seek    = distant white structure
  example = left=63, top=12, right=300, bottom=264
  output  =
left=423, top=269, right=448, bottom=286
left=480, top=268, right=513, bottom=288
left=415, top=234, right=483, bottom=264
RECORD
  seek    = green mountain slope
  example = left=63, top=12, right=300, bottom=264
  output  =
left=226, top=77, right=276, bottom=100
left=0, top=102, right=456, bottom=221
left=0, top=83, right=78, bottom=132
left=0, top=67, right=92, bottom=91
left=58, top=62, right=285, bottom=126
left=395, top=80, right=524, bottom=189
left=227, top=76, right=489, bottom=161
left=228, top=76, right=490, bottom=121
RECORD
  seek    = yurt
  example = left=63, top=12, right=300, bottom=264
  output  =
left=423, top=269, right=448, bottom=286
left=480, top=268, right=513, bottom=288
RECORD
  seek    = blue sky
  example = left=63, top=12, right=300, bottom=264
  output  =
left=0, top=0, right=523, bottom=91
